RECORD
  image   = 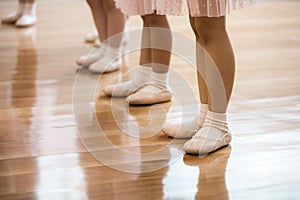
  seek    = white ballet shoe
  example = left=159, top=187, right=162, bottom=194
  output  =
left=1, top=3, right=25, bottom=24
left=15, top=14, right=36, bottom=27
left=183, top=111, right=232, bottom=155
left=89, top=46, right=122, bottom=74
left=76, top=45, right=107, bottom=67
left=103, top=80, right=139, bottom=97
left=15, top=3, right=36, bottom=27
left=162, top=104, right=208, bottom=139
left=85, top=30, right=98, bottom=43
left=103, top=65, right=151, bottom=97
left=126, top=83, right=172, bottom=105
left=89, top=57, right=121, bottom=74
left=183, top=127, right=231, bottom=155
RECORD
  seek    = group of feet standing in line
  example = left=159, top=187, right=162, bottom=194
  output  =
left=2, top=0, right=255, bottom=155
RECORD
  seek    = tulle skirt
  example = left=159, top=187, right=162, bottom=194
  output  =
left=114, top=0, right=257, bottom=17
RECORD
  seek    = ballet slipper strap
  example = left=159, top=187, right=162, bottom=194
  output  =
left=203, top=114, right=229, bottom=132
left=203, top=122, right=229, bottom=132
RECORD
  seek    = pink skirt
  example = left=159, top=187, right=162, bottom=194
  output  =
left=114, top=0, right=257, bottom=17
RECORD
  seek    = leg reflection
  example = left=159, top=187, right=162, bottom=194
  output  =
left=183, top=146, right=232, bottom=200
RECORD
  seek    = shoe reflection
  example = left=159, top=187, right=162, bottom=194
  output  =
left=93, top=96, right=175, bottom=173
left=183, top=146, right=232, bottom=200
left=11, top=27, right=37, bottom=124
left=161, top=146, right=231, bottom=199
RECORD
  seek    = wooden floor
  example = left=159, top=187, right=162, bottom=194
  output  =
left=1, top=0, right=300, bottom=199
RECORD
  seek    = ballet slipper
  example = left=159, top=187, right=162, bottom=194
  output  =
left=183, top=111, right=232, bottom=155
left=103, top=81, right=138, bottom=97
left=126, top=83, right=171, bottom=105
left=15, top=14, right=36, bottom=27
left=76, top=45, right=106, bottom=67
left=162, top=115, right=203, bottom=139
left=162, top=104, right=208, bottom=139
left=88, top=56, right=121, bottom=74
left=183, top=128, right=231, bottom=155
left=89, top=46, right=122, bottom=74
left=15, top=3, right=37, bottom=27
left=103, top=65, right=151, bottom=97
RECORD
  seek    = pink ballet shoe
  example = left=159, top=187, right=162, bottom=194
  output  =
left=162, top=104, right=208, bottom=139
left=183, top=126, right=231, bottom=155
left=162, top=115, right=203, bottom=139
left=126, top=83, right=171, bottom=105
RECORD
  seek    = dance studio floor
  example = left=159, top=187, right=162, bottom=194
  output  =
left=1, top=0, right=300, bottom=199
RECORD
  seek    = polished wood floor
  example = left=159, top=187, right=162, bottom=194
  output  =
left=1, top=0, right=300, bottom=199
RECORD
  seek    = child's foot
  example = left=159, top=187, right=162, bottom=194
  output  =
left=15, top=14, right=36, bottom=27
left=103, top=65, right=151, bottom=97
left=1, top=2, right=25, bottom=24
left=126, top=83, right=171, bottom=105
left=15, top=3, right=37, bottom=27
left=162, top=104, right=208, bottom=138
left=76, top=44, right=107, bottom=67
left=183, top=111, right=232, bottom=155
left=126, top=70, right=171, bottom=105
left=89, top=45, right=122, bottom=74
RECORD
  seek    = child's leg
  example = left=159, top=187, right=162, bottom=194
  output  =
left=189, top=16, right=209, bottom=106
left=143, top=14, right=171, bottom=74
left=140, top=18, right=152, bottom=67
left=77, top=0, right=108, bottom=67
left=162, top=17, right=208, bottom=138
left=125, top=14, right=172, bottom=105
left=102, top=0, right=125, bottom=47
left=86, top=0, right=107, bottom=42
left=89, top=0, right=125, bottom=73
left=193, top=16, right=235, bottom=113
left=183, top=16, right=234, bottom=154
